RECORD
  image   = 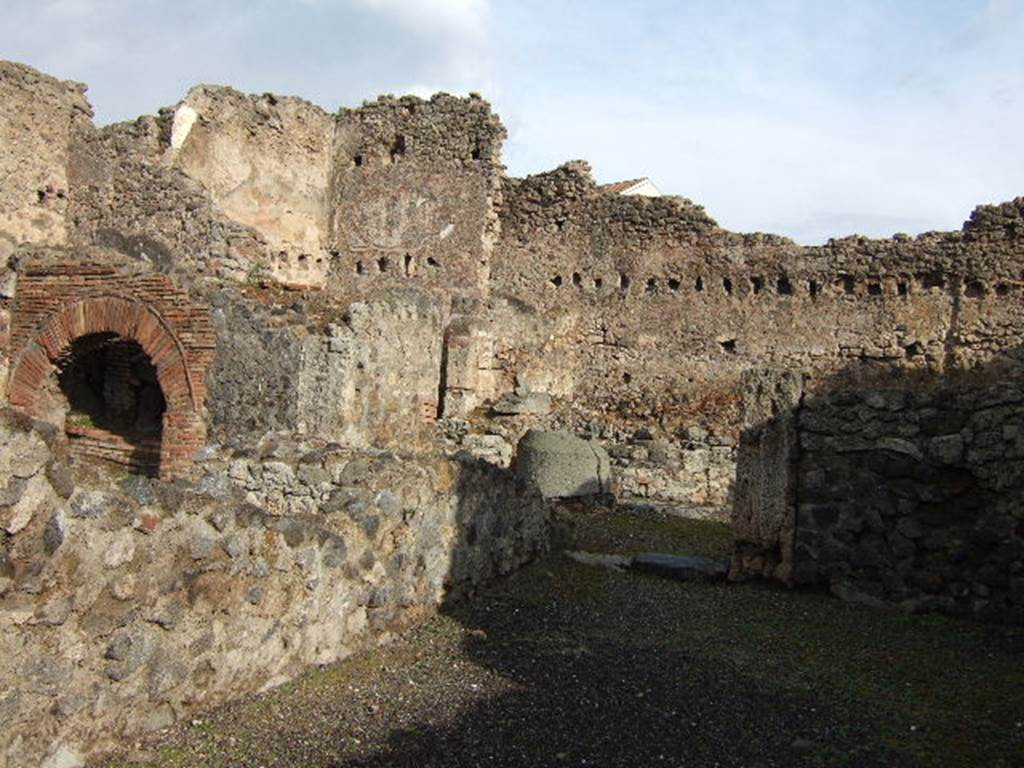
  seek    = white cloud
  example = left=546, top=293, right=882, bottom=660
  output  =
left=351, top=0, right=488, bottom=38
left=490, top=1, right=1024, bottom=243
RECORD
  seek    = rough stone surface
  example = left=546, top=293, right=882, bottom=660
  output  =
left=0, top=413, right=549, bottom=768
left=3, top=57, right=1024, bottom=765
left=513, top=430, right=612, bottom=499
left=730, top=369, right=804, bottom=582
left=737, top=378, right=1024, bottom=625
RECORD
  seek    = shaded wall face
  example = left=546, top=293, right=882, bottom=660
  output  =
left=50, top=334, right=166, bottom=476
left=793, top=384, right=1024, bottom=623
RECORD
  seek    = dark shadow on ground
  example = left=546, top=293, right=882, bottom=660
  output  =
left=337, top=575, right=894, bottom=768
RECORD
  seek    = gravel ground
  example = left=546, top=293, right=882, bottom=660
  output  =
left=101, top=506, right=1024, bottom=768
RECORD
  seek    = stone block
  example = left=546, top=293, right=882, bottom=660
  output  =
left=512, top=430, right=611, bottom=499
left=630, top=553, right=729, bottom=581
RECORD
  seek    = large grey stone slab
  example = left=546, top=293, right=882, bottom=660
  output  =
left=630, top=553, right=729, bottom=581
left=512, top=429, right=611, bottom=499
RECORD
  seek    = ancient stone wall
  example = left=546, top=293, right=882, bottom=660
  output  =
left=206, top=289, right=442, bottom=451
left=328, top=94, right=506, bottom=301
left=0, top=63, right=94, bottom=398
left=791, top=382, right=1024, bottom=624
left=0, top=411, right=549, bottom=768
left=168, top=86, right=337, bottom=288
left=730, top=369, right=805, bottom=582
left=487, top=162, right=1024, bottom=504
left=0, top=62, right=91, bottom=256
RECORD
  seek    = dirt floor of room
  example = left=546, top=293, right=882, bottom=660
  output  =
left=99, top=504, right=1024, bottom=768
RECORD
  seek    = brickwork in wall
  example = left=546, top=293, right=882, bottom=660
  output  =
left=6, top=252, right=214, bottom=478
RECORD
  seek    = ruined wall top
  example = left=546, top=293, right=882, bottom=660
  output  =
left=337, top=91, right=507, bottom=175
left=0, top=62, right=93, bottom=258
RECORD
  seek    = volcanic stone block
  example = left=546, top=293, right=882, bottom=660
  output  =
left=513, top=429, right=612, bottom=499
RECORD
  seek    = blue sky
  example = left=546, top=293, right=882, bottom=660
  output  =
left=2, top=0, right=1022, bottom=243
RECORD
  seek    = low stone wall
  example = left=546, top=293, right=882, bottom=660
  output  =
left=0, top=412, right=549, bottom=768
left=791, top=384, right=1024, bottom=623
left=609, top=431, right=735, bottom=510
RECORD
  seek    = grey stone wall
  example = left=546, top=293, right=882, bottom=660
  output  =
left=207, top=289, right=443, bottom=451
left=9, top=59, right=1024, bottom=508
left=0, top=412, right=549, bottom=768
left=789, top=383, right=1024, bottom=624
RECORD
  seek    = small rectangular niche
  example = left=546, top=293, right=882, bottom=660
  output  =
left=619, top=273, right=631, bottom=291
left=719, top=338, right=738, bottom=354
left=723, top=277, right=733, bottom=295
left=838, top=275, right=856, bottom=295
left=572, top=272, right=583, bottom=288
left=777, top=275, right=793, bottom=295
left=550, top=275, right=563, bottom=287
left=670, top=277, right=683, bottom=291
left=377, top=257, right=390, bottom=273
left=808, top=279, right=820, bottom=298
left=692, top=276, right=702, bottom=292
left=964, top=280, right=986, bottom=298
left=897, top=281, right=909, bottom=296
left=867, top=281, right=883, bottom=296
left=917, top=272, right=946, bottom=290
left=390, top=134, right=406, bottom=162
left=645, top=277, right=657, bottom=294
left=751, top=276, right=765, bottom=294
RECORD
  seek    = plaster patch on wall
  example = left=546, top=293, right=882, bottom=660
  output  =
left=170, top=104, right=199, bottom=151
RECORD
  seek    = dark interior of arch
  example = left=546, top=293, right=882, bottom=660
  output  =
left=58, top=333, right=166, bottom=476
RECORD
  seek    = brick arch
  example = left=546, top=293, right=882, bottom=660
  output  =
left=8, top=295, right=206, bottom=479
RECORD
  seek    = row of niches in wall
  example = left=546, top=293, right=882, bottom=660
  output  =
left=353, top=253, right=443, bottom=277
left=266, top=251, right=447, bottom=285
left=273, top=252, right=327, bottom=272
left=545, top=270, right=1021, bottom=301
